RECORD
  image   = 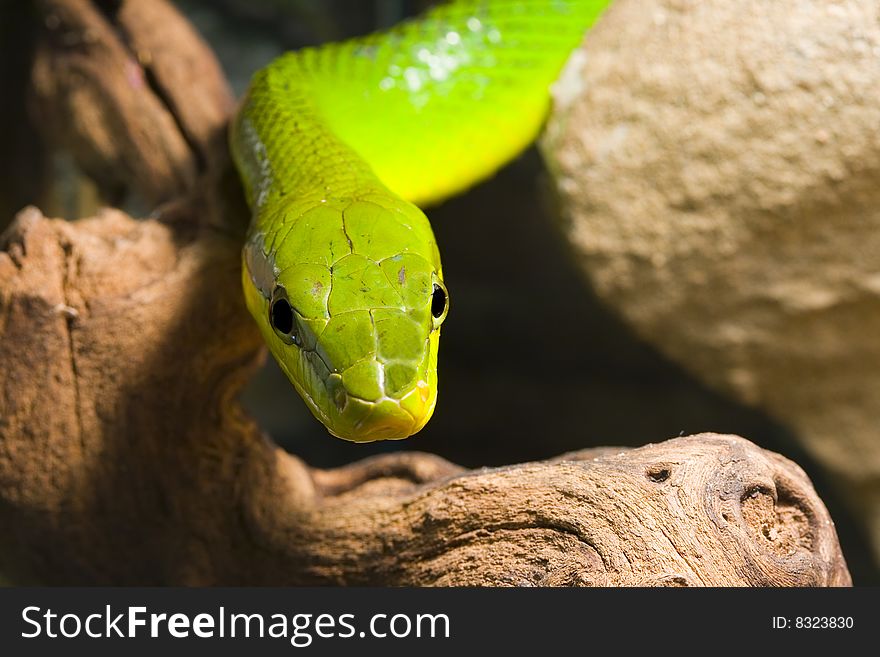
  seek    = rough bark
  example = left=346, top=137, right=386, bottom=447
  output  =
left=29, top=0, right=233, bottom=206
left=543, top=0, right=880, bottom=563
left=0, top=0, right=852, bottom=586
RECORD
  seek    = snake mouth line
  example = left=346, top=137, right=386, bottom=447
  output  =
left=294, top=344, right=431, bottom=442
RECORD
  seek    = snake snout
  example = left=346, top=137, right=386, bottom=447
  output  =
left=324, top=369, right=435, bottom=442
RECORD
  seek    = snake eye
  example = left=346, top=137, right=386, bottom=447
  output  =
left=270, top=288, right=300, bottom=345
left=431, top=282, right=448, bottom=323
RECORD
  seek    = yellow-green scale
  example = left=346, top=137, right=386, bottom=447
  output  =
left=230, top=0, right=611, bottom=441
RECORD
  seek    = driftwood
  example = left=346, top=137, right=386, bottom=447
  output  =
left=0, top=0, right=851, bottom=586
left=29, top=0, right=233, bottom=205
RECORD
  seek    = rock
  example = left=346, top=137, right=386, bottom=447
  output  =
left=543, top=0, right=880, bottom=560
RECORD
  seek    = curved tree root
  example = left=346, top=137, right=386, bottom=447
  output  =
left=0, top=206, right=851, bottom=586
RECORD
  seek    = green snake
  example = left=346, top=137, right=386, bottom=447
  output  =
left=230, top=0, right=610, bottom=442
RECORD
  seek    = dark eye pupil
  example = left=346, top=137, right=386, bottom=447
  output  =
left=271, top=298, right=295, bottom=335
left=431, top=283, right=447, bottom=319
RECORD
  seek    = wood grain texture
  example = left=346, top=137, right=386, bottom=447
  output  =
left=29, top=0, right=233, bottom=205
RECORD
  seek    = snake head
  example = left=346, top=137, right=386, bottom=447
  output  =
left=243, top=196, right=448, bottom=442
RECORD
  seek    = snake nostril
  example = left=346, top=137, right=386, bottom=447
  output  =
left=332, top=384, right=347, bottom=411
left=417, top=380, right=430, bottom=403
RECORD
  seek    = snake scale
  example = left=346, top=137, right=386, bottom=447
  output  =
left=230, top=0, right=610, bottom=441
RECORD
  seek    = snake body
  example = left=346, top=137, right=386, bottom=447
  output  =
left=231, top=0, right=609, bottom=442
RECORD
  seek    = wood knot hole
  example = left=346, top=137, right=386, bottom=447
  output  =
left=646, top=466, right=671, bottom=483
